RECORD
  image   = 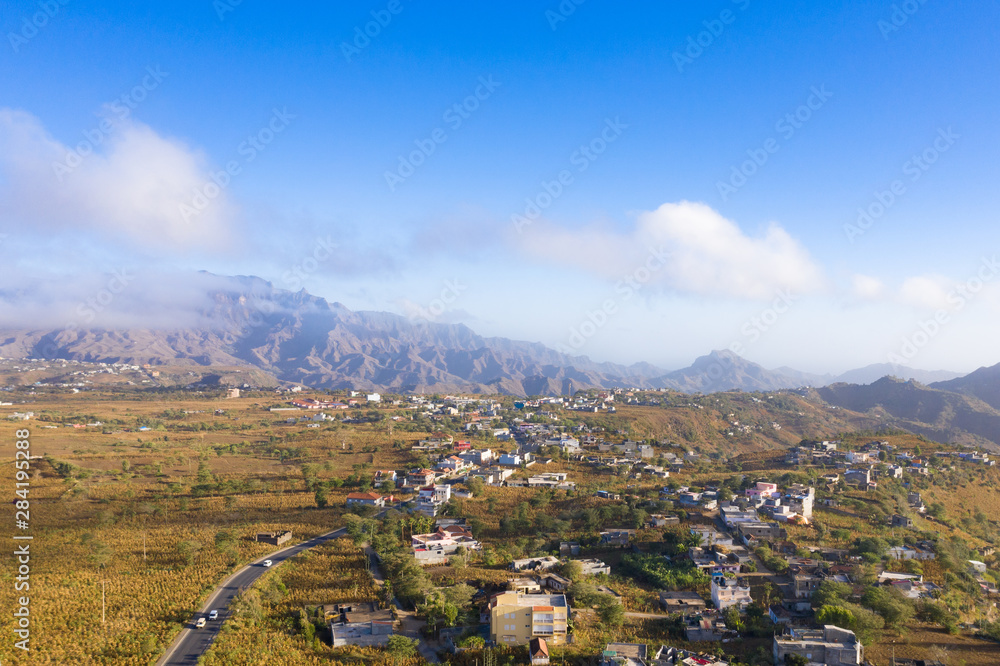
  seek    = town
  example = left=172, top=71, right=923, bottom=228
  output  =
left=3, top=372, right=999, bottom=665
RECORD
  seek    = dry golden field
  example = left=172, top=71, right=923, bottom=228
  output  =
left=0, top=390, right=427, bottom=665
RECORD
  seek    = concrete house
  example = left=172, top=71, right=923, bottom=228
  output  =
left=328, top=602, right=394, bottom=647
left=345, top=492, right=386, bottom=508
left=773, top=625, right=862, bottom=666
left=490, top=592, right=569, bottom=646
left=711, top=576, right=752, bottom=610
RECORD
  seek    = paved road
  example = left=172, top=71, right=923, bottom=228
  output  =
left=156, top=527, right=348, bottom=665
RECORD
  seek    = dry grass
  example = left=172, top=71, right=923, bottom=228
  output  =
left=866, top=624, right=1000, bottom=665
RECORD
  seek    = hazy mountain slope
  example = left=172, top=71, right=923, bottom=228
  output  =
left=0, top=274, right=665, bottom=395
left=0, top=273, right=990, bottom=403
left=833, top=363, right=963, bottom=386
left=816, top=376, right=1000, bottom=451
left=931, top=362, right=1000, bottom=411
left=653, top=350, right=826, bottom=393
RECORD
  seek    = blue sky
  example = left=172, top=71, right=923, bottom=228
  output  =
left=1, top=1, right=999, bottom=374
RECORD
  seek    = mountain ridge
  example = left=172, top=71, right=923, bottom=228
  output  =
left=0, top=272, right=984, bottom=397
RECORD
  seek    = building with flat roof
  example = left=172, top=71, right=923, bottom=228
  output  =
left=327, top=602, right=395, bottom=647
left=711, top=576, right=752, bottom=610
left=600, top=643, right=647, bottom=666
left=773, top=625, right=862, bottom=666
left=490, top=592, right=569, bottom=646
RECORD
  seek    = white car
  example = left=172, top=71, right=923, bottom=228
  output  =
left=263, top=559, right=273, bottom=567
left=208, top=610, right=219, bottom=620
left=195, top=617, right=206, bottom=628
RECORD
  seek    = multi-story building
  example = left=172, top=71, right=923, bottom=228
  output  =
left=490, top=592, right=570, bottom=646
left=773, top=625, right=862, bottom=666
left=406, top=468, right=436, bottom=487
left=414, top=484, right=452, bottom=516
left=710, top=576, right=752, bottom=611
left=735, top=520, right=787, bottom=544
left=373, top=470, right=397, bottom=488
left=784, top=484, right=815, bottom=520
left=746, top=482, right=779, bottom=500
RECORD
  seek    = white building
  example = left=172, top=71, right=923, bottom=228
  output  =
left=711, top=576, right=752, bottom=610
left=411, top=525, right=480, bottom=564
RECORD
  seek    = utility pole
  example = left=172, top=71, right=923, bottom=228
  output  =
left=142, top=532, right=147, bottom=561
left=101, top=580, right=107, bottom=624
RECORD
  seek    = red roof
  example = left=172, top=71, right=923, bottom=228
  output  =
left=346, top=492, right=382, bottom=501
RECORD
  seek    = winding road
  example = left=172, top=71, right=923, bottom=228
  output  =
left=156, top=526, right=348, bottom=665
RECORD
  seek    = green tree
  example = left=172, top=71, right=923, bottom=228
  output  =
left=563, top=559, right=584, bottom=582
left=723, top=605, right=744, bottom=632
left=387, top=635, right=419, bottom=658
left=568, top=580, right=599, bottom=607
left=596, top=594, right=624, bottom=628
left=861, top=587, right=915, bottom=631
left=444, top=583, right=476, bottom=610
left=231, top=588, right=264, bottom=625
left=816, top=604, right=855, bottom=628
left=177, top=540, right=203, bottom=566
left=812, top=581, right=853, bottom=608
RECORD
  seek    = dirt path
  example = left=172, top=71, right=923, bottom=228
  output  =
left=364, top=544, right=441, bottom=664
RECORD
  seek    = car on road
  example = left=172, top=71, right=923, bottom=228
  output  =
left=195, top=617, right=207, bottom=628
left=208, top=610, right=218, bottom=620
left=263, top=559, right=273, bottom=567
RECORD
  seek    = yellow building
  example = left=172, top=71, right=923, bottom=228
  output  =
left=489, top=592, right=569, bottom=646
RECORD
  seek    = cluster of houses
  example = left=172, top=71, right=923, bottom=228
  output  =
left=788, top=439, right=996, bottom=493
left=938, top=450, right=995, bottom=466
left=590, top=626, right=862, bottom=666
left=596, top=643, right=728, bottom=666
left=657, top=480, right=814, bottom=529
left=369, top=443, right=581, bottom=511
left=411, top=519, right=481, bottom=564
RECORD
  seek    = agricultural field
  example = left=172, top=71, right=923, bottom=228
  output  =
left=0, top=388, right=425, bottom=665
left=200, top=539, right=424, bottom=666
left=2, top=382, right=1000, bottom=665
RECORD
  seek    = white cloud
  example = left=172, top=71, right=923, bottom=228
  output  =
left=898, top=274, right=954, bottom=310
left=851, top=274, right=886, bottom=301
left=0, top=108, right=233, bottom=250
left=517, top=201, right=824, bottom=300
